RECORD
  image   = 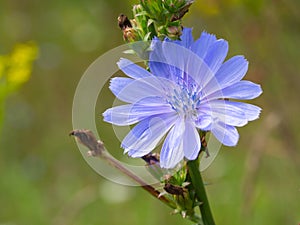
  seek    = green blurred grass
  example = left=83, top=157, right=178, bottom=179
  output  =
left=0, top=0, right=300, bottom=224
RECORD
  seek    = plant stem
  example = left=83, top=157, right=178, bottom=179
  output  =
left=70, top=129, right=176, bottom=209
left=101, top=150, right=176, bottom=208
left=187, top=159, right=215, bottom=225
left=71, top=129, right=211, bottom=225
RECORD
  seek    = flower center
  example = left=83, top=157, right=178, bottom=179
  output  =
left=167, top=84, right=201, bottom=120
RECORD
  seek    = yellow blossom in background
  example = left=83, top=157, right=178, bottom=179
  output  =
left=0, top=42, right=38, bottom=129
left=1, top=42, right=38, bottom=91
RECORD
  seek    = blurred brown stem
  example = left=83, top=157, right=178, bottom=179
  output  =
left=70, top=129, right=176, bottom=209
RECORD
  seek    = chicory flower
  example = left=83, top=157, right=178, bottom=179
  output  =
left=103, top=28, right=262, bottom=168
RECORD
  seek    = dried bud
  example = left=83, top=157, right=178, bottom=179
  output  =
left=142, top=153, right=160, bottom=165
left=123, top=27, right=138, bottom=42
left=118, top=14, right=132, bottom=30
left=164, top=183, right=187, bottom=196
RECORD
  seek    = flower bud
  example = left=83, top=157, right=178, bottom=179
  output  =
left=167, top=26, right=182, bottom=39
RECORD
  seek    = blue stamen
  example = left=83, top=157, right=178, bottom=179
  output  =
left=167, top=83, right=201, bottom=119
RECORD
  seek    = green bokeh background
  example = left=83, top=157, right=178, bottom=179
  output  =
left=1, top=0, right=300, bottom=224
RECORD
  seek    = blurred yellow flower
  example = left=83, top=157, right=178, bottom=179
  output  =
left=4, top=42, right=38, bottom=88
left=0, top=42, right=38, bottom=129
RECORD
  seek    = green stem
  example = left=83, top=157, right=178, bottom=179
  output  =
left=187, top=160, right=215, bottom=225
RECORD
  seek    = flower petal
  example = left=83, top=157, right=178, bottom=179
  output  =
left=172, top=27, right=194, bottom=48
left=204, top=39, right=228, bottom=74
left=224, top=101, right=261, bottom=121
left=161, top=41, right=214, bottom=86
left=211, top=121, right=239, bottom=146
left=203, top=55, right=249, bottom=95
left=123, top=113, right=177, bottom=157
left=205, top=80, right=262, bottom=101
left=103, top=103, right=173, bottom=126
left=109, top=77, right=133, bottom=99
left=195, top=114, right=213, bottom=130
left=160, top=118, right=185, bottom=168
left=149, top=40, right=171, bottom=79
left=216, top=55, right=249, bottom=87
left=109, top=76, right=167, bottom=103
left=191, top=31, right=217, bottom=59
left=199, top=100, right=248, bottom=127
left=117, top=58, right=152, bottom=79
left=136, top=96, right=168, bottom=105
left=183, top=120, right=201, bottom=160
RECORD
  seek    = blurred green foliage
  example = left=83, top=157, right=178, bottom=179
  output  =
left=0, top=0, right=300, bottom=225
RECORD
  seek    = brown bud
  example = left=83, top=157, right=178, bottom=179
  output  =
left=118, top=14, right=132, bottom=30
left=164, top=183, right=186, bottom=196
left=142, top=153, right=160, bottom=165
left=167, top=26, right=182, bottom=38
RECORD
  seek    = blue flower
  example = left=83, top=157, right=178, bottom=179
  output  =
left=103, top=28, right=262, bottom=169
